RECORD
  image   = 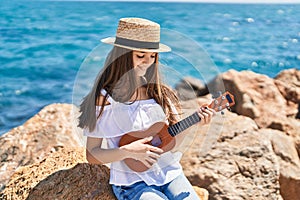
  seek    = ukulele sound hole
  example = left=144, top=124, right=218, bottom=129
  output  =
left=151, top=135, right=162, bottom=147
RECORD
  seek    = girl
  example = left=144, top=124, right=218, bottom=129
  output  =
left=78, top=17, right=214, bottom=200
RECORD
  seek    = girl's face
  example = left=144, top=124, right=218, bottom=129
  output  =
left=132, top=51, right=156, bottom=76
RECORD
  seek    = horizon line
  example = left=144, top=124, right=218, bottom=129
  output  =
left=55, top=0, right=300, bottom=4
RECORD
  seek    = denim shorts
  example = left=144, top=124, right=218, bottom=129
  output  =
left=111, top=173, right=200, bottom=200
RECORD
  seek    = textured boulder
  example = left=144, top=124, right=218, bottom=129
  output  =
left=0, top=146, right=208, bottom=200
left=264, top=129, right=300, bottom=200
left=193, top=186, right=209, bottom=200
left=273, top=69, right=300, bottom=157
left=178, top=68, right=300, bottom=200
left=0, top=147, right=115, bottom=200
left=210, top=69, right=290, bottom=128
left=0, top=103, right=82, bottom=191
left=180, top=110, right=282, bottom=200
left=274, top=68, right=300, bottom=104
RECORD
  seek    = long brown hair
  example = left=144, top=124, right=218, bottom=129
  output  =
left=78, top=46, right=181, bottom=132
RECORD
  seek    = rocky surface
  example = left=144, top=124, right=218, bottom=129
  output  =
left=0, top=145, right=208, bottom=200
left=0, top=103, right=83, bottom=191
left=181, top=112, right=282, bottom=200
left=0, top=68, right=299, bottom=200
left=0, top=103, right=208, bottom=200
left=274, top=68, right=300, bottom=105
left=208, top=70, right=297, bottom=128
left=1, top=147, right=115, bottom=200
left=180, top=68, right=300, bottom=200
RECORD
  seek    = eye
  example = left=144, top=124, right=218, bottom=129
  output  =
left=151, top=55, right=156, bottom=58
left=136, top=55, right=144, bottom=59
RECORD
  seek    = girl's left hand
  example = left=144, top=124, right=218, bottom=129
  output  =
left=197, top=106, right=215, bottom=125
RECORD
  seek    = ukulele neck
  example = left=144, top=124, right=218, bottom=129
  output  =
left=167, top=112, right=200, bottom=137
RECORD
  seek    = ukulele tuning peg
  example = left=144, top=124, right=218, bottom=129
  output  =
left=227, top=107, right=232, bottom=112
left=221, top=111, right=225, bottom=115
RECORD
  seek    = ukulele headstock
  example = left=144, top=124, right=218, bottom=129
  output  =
left=209, top=91, right=235, bottom=113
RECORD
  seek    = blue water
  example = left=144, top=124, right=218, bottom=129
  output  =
left=1, top=1, right=300, bottom=135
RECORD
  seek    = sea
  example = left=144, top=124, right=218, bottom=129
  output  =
left=1, top=1, right=300, bottom=135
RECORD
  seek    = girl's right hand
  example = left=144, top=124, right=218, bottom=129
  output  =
left=120, top=136, right=164, bottom=168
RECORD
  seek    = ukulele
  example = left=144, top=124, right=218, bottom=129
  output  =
left=119, top=91, right=235, bottom=172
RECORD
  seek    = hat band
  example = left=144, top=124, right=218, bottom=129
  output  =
left=115, top=37, right=159, bottom=49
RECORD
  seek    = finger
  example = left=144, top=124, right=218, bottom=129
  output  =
left=207, top=107, right=217, bottom=115
left=147, top=151, right=161, bottom=159
left=145, top=156, right=157, bottom=165
left=141, top=136, right=153, bottom=143
left=142, top=160, right=153, bottom=168
left=198, top=109, right=209, bottom=124
left=208, top=108, right=216, bottom=116
left=202, top=108, right=214, bottom=122
left=147, top=145, right=164, bottom=154
left=197, top=109, right=204, bottom=118
left=140, top=155, right=156, bottom=168
left=201, top=109, right=211, bottom=118
left=202, top=112, right=209, bottom=123
left=203, top=107, right=215, bottom=116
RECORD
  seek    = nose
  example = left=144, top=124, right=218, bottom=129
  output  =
left=142, top=56, right=151, bottom=64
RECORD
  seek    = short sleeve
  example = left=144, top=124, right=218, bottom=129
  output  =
left=82, top=106, right=118, bottom=138
left=83, top=127, right=101, bottom=138
left=83, top=100, right=167, bottom=139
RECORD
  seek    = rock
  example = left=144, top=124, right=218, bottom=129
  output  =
left=279, top=172, right=300, bottom=200
left=275, top=68, right=300, bottom=118
left=195, top=132, right=281, bottom=200
left=267, top=117, right=300, bottom=150
left=0, top=145, right=208, bottom=200
left=182, top=131, right=282, bottom=200
left=27, top=163, right=114, bottom=200
left=262, top=129, right=300, bottom=200
left=274, top=68, right=300, bottom=103
left=178, top=99, right=259, bottom=155
left=175, top=76, right=208, bottom=100
left=208, top=69, right=297, bottom=128
left=180, top=107, right=283, bottom=199
left=193, top=186, right=209, bottom=200
left=0, top=147, right=115, bottom=200
left=0, top=103, right=83, bottom=191
left=297, top=104, right=300, bottom=119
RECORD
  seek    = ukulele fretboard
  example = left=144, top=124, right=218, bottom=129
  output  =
left=167, top=112, right=201, bottom=137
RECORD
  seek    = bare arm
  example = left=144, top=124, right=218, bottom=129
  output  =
left=86, top=94, right=164, bottom=167
left=86, top=137, right=129, bottom=164
left=86, top=136, right=164, bottom=168
left=86, top=95, right=131, bottom=164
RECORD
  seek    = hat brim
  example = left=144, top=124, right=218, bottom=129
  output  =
left=101, top=37, right=171, bottom=52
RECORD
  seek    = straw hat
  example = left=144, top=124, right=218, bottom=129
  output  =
left=101, top=17, right=171, bottom=52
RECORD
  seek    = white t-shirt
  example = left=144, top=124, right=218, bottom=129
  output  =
left=83, top=89, right=183, bottom=186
